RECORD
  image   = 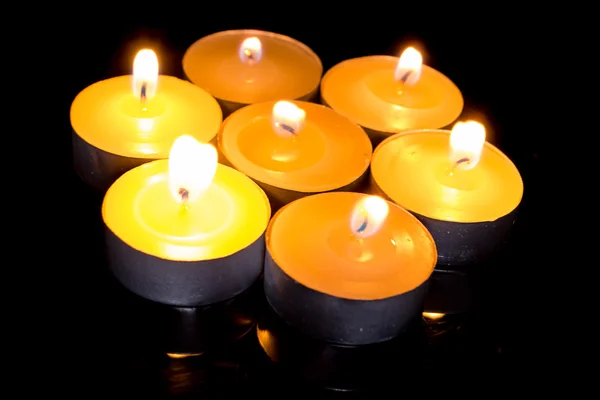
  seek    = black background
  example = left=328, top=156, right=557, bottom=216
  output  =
left=39, top=8, right=549, bottom=396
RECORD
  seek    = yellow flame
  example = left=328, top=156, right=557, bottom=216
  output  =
left=133, top=49, right=159, bottom=101
left=449, top=120, right=486, bottom=170
left=423, top=312, right=446, bottom=320
left=271, top=101, right=306, bottom=138
left=350, top=195, right=389, bottom=238
left=239, top=37, right=263, bottom=65
left=395, top=47, right=423, bottom=87
left=168, top=135, right=217, bottom=205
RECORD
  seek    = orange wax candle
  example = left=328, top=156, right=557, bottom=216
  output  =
left=370, top=121, right=524, bottom=266
left=103, top=136, right=270, bottom=306
left=71, top=49, right=222, bottom=192
left=219, top=100, right=372, bottom=211
left=183, top=30, right=322, bottom=116
left=264, top=192, right=437, bottom=344
left=321, top=47, right=463, bottom=147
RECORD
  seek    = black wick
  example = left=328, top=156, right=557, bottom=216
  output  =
left=244, top=49, right=254, bottom=60
left=399, top=70, right=412, bottom=83
left=178, top=188, right=189, bottom=202
left=455, top=157, right=470, bottom=167
left=140, top=81, right=147, bottom=103
left=277, top=123, right=296, bottom=135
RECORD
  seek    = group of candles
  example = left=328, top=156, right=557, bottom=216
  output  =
left=71, top=29, right=523, bottom=346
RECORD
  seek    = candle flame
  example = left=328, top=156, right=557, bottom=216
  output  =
left=271, top=101, right=306, bottom=138
left=449, top=120, right=486, bottom=170
left=168, top=135, right=217, bottom=205
left=239, top=37, right=263, bottom=65
left=395, top=47, right=423, bottom=87
left=133, top=49, right=159, bottom=102
left=350, top=196, right=389, bottom=239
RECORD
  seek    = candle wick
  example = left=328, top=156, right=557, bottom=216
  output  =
left=244, top=49, right=253, bottom=60
left=178, top=187, right=189, bottom=203
left=140, top=81, right=147, bottom=104
left=399, top=70, right=412, bottom=84
left=453, top=157, right=470, bottom=170
left=276, top=122, right=297, bottom=135
left=356, top=217, right=368, bottom=234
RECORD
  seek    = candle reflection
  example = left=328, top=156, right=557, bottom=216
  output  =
left=422, top=312, right=446, bottom=320
left=136, top=118, right=154, bottom=134
left=166, top=353, right=204, bottom=359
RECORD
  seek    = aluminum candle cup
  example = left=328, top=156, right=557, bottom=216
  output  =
left=320, top=48, right=463, bottom=148
left=370, top=124, right=524, bottom=266
left=183, top=30, right=322, bottom=117
left=103, top=137, right=271, bottom=306
left=219, top=100, right=372, bottom=213
left=71, top=49, right=222, bottom=192
left=264, top=192, right=437, bottom=345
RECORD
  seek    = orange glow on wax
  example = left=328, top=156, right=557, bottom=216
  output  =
left=267, top=192, right=437, bottom=300
left=370, top=127, right=523, bottom=223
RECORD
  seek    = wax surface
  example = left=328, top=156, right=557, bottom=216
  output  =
left=183, top=30, right=322, bottom=104
left=321, top=56, right=463, bottom=133
left=267, top=192, right=437, bottom=300
left=220, top=101, right=372, bottom=192
left=103, top=160, right=270, bottom=261
left=371, top=130, right=523, bottom=223
left=71, top=75, right=222, bottom=158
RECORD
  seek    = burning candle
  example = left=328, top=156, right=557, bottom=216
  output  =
left=321, top=47, right=463, bottom=147
left=370, top=121, right=523, bottom=266
left=103, top=136, right=270, bottom=306
left=219, top=100, right=372, bottom=212
left=183, top=30, right=322, bottom=117
left=264, top=192, right=437, bottom=345
left=71, top=49, right=222, bottom=192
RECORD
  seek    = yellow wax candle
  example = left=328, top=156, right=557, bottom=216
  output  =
left=103, top=136, right=270, bottom=306
left=321, top=47, right=463, bottom=146
left=71, top=49, right=222, bottom=192
left=264, top=192, right=437, bottom=344
left=370, top=121, right=524, bottom=266
left=183, top=30, right=322, bottom=116
left=219, top=100, right=372, bottom=210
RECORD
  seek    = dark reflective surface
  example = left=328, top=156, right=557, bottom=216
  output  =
left=58, top=17, right=544, bottom=395
left=80, top=209, right=519, bottom=395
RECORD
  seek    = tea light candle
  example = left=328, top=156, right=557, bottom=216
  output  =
left=103, top=136, right=270, bottom=306
left=72, top=49, right=222, bottom=192
left=183, top=30, right=323, bottom=117
left=219, top=100, right=372, bottom=212
left=264, top=192, right=437, bottom=345
left=321, top=47, right=463, bottom=147
left=370, top=121, right=524, bottom=266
